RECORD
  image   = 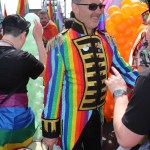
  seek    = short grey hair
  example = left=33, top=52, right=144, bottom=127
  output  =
left=72, top=0, right=81, bottom=4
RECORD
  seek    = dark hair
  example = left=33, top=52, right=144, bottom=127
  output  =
left=2, top=14, right=30, bottom=37
left=146, top=0, right=150, bottom=11
left=70, top=11, right=75, bottom=18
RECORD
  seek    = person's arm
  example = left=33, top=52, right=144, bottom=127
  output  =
left=32, top=20, right=47, bottom=76
left=42, top=34, right=64, bottom=149
left=105, top=33, right=139, bottom=88
left=105, top=67, right=144, bottom=148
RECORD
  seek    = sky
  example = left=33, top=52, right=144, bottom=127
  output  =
left=1, top=0, right=72, bottom=18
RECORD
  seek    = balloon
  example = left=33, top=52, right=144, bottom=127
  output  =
left=106, top=18, right=116, bottom=30
left=108, top=5, right=120, bottom=16
left=110, top=12, right=123, bottom=24
left=126, top=16, right=136, bottom=26
left=103, top=88, right=114, bottom=122
left=131, top=4, right=141, bottom=16
left=121, top=5, right=132, bottom=18
left=121, top=0, right=133, bottom=7
left=116, top=21, right=127, bottom=33
left=116, top=37, right=127, bottom=47
left=141, top=6, right=148, bottom=14
left=23, top=13, right=44, bottom=139
left=141, top=3, right=148, bottom=8
left=125, top=28, right=133, bottom=37
left=133, top=1, right=143, bottom=6
left=104, top=0, right=144, bottom=121
left=114, top=33, right=123, bottom=39
left=134, top=15, right=143, bottom=27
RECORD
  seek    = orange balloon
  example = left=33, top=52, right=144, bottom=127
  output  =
left=127, top=35, right=136, bottom=44
left=116, top=22, right=127, bottom=33
left=121, top=0, right=133, bottom=7
left=133, top=1, right=142, bottom=6
left=141, top=3, right=148, bottom=8
left=108, top=5, right=120, bottom=16
left=115, top=33, right=124, bottom=39
left=131, top=4, right=141, bottom=16
left=104, top=89, right=114, bottom=122
left=105, top=18, right=116, bottom=35
left=126, top=16, right=136, bottom=26
left=134, top=15, right=143, bottom=27
left=116, top=37, right=127, bottom=47
left=125, top=28, right=133, bottom=37
left=121, top=5, right=132, bottom=18
left=141, top=6, right=148, bottom=14
left=111, top=12, right=123, bottom=24
left=124, top=42, right=132, bottom=51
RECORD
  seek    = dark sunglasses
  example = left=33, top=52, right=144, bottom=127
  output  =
left=76, top=3, right=105, bottom=11
left=141, top=10, right=150, bottom=24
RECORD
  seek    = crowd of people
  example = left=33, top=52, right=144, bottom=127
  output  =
left=0, top=0, right=150, bottom=150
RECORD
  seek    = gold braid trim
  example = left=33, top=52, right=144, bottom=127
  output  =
left=42, top=118, right=62, bottom=138
left=42, top=118, right=60, bottom=132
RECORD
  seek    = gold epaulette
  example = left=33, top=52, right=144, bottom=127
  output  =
left=104, top=31, right=116, bottom=45
left=61, top=28, right=69, bottom=34
left=46, top=33, right=63, bottom=52
left=42, top=118, right=62, bottom=138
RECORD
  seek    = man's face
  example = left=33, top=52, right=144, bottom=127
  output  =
left=39, top=13, right=49, bottom=27
left=73, top=0, right=104, bottom=33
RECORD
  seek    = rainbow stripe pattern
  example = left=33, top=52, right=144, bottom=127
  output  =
left=43, top=19, right=139, bottom=149
left=0, top=93, right=36, bottom=150
left=16, top=0, right=29, bottom=16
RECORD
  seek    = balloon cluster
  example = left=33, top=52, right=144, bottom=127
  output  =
left=104, top=0, right=148, bottom=122
left=23, top=13, right=44, bottom=140
left=106, top=0, right=148, bottom=62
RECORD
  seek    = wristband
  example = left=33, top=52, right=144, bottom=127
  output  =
left=113, top=89, right=127, bottom=98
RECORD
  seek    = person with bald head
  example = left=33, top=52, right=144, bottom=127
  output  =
left=41, top=0, right=138, bottom=149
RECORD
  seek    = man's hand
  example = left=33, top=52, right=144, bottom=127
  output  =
left=105, top=67, right=127, bottom=94
left=43, top=137, right=58, bottom=150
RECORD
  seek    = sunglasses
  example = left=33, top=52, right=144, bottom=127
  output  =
left=141, top=10, right=150, bottom=24
left=76, top=3, right=105, bottom=11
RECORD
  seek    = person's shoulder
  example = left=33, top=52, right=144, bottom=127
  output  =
left=46, top=33, right=63, bottom=51
left=97, top=30, right=115, bottom=44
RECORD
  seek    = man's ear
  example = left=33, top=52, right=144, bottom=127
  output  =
left=20, top=31, right=26, bottom=40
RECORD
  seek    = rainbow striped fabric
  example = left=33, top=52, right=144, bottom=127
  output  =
left=16, top=0, right=29, bottom=16
left=0, top=93, right=37, bottom=150
left=43, top=19, right=139, bottom=149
